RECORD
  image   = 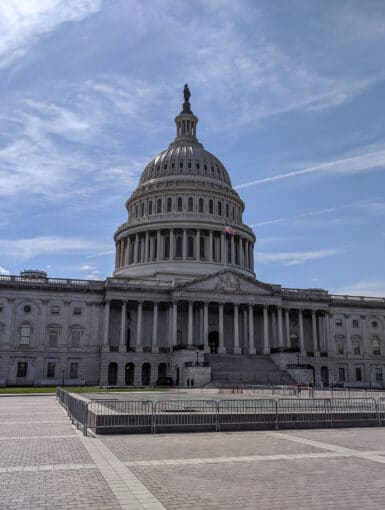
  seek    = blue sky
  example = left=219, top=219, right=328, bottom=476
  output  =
left=1, top=0, right=385, bottom=296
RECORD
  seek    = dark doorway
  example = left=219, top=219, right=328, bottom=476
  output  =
left=108, top=362, right=118, bottom=385
left=125, top=362, right=134, bottom=385
left=158, top=363, right=167, bottom=379
left=175, top=366, right=180, bottom=386
left=321, top=366, right=329, bottom=387
left=209, top=331, right=219, bottom=354
left=142, top=363, right=151, bottom=385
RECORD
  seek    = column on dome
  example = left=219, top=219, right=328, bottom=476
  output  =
left=263, top=305, right=270, bottom=354
left=248, top=304, right=256, bottom=354
left=182, top=229, right=187, bottom=260
left=233, top=303, right=241, bottom=354
left=311, top=310, right=319, bottom=355
left=170, top=229, right=175, bottom=261
left=203, top=302, right=209, bottom=352
left=144, top=232, right=149, bottom=262
left=220, top=232, right=225, bottom=264
left=187, top=301, right=193, bottom=346
left=250, top=244, right=254, bottom=271
left=298, top=309, right=305, bottom=355
left=149, top=233, right=154, bottom=261
left=115, top=242, right=119, bottom=269
left=119, top=301, right=127, bottom=352
left=239, top=238, right=244, bottom=267
left=230, top=235, right=235, bottom=265
left=209, top=231, right=213, bottom=262
left=125, top=237, right=131, bottom=265
left=277, top=306, right=283, bottom=348
left=152, top=302, right=159, bottom=353
left=134, top=234, right=139, bottom=263
left=195, top=230, right=200, bottom=260
left=156, top=230, right=161, bottom=261
left=285, top=308, right=290, bottom=349
left=245, top=242, right=249, bottom=269
left=218, top=303, right=226, bottom=353
left=136, top=301, right=143, bottom=352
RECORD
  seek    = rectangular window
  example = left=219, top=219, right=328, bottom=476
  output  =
left=338, top=367, right=346, bottom=382
left=375, top=368, right=383, bottom=383
left=71, top=329, right=81, bottom=348
left=352, top=319, right=359, bottom=328
left=47, top=362, right=56, bottom=378
left=335, top=319, right=343, bottom=327
left=51, top=305, right=60, bottom=315
left=20, top=324, right=31, bottom=345
left=48, top=329, right=59, bottom=347
left=73, top=307, right=82, bottom=316
left=353, top=342, right=361, bottom=355
left=69, top=363, right=78, bottom=379
left=17, top=362, right=28, bottom=378
left=355, top=367, right=362, bottom=381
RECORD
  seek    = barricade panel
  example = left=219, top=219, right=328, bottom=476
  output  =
left=87, top=400, right=154, bottom=434
left=218, top=399, right=276, bottom=431
left=154, top=400, right=218, bottom=433
left=277, top=398, right=332, bottom=429
left=330, top=398, right=378, bottom=427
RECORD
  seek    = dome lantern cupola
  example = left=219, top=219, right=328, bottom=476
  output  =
left=172, top=84, right=199, bottom=146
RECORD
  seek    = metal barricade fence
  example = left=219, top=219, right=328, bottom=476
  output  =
left=153, top=400, right=218, bottom=433
left=56, top=388, right=88, bottom=433
left=277, top=398, right=332, bottom=428
left=328, top=398, right=379, bottom=428
left=87, top=400, right=154, bottom=434
left=217, top=399, right=276, bottom=431
left=377, top=397, right=385, bottom=426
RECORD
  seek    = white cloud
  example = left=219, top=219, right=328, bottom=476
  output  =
left=0, top=0, right=102, bottom=67
left=255, top=248, right=345, bottom=266
left=335, top=279, right=385, bottom=298
left=236, top=148, right=385, bottom=190
left=0, top=265, right=10, bottom=275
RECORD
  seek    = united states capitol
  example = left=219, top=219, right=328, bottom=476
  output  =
left=0, top=86, right=384, bottom=389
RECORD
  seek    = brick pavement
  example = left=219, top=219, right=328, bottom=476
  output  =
left=1, top=395, right=385, bottom=509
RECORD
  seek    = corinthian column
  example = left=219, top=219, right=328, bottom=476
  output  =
left=248, top=304, right=256, bottom=354
left=218, top=303, right=226, bottom=353
left=233, top=304, right=241, bottom=354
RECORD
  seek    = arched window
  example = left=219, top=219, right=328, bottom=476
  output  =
left=209, top=200, right=213, bottom=214
left=352, top=337, right=361, bottom=355
left=108, top=362, right=118, bottom=385
left=141, top=202, right=145, bottom=216
left=164, top=236, right=170, bottom=259
left=175, top=236, right=182, bottom=258
left=372, top=336, right=381, bottom=355
left=157, top=198, right=162, bottom=214
left=187, top=236, right=194, bottom=258
left=218, top=201, right=222, bottom=216
left=200, top=236, right=205, bottom=259
left=167, top=197, right=172, bottom=212
left=148, top=201, right=153, bottom=215
left=177, top=197, right=183, bottom=211
left=188, top=197, right=193, bottom=211
left=142, top=363, right=151, bottom=385
left=125, top=363, right=134, bottom=385
left=20, top=324, right=31, bottom=345
left=199, top=198, right=204, bottom=212
left=335, top=335, right=345, bottom=355
left=158, top=363, right=167, bottom=379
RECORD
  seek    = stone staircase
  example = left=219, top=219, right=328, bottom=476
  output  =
left=205, top=353, right=295, bottom=386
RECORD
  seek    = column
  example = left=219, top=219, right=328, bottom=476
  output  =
left=195, top=229, right=200, bottom=260
left=345, top=313, right=352, bottom=355
left=119, top=301, right=126, bottom=352
left=170, top=229, right=175, bottom=260
left=102, top=300, right=110, bottom=352
left=144, top=231, right=149, bottom=262
left=134, top=234, right=139, bottom=263
left=318, top=313, right=325, bottom=353
left=312, top=310, right=319, bottom=355
left=126, top=237, right=131, bottom=265
left=187, top=301, right=193, bottom=346
left=277, top=306, right=283, bottom=349
left=245, top=242, right=249, bottom=269
left=115, top=242, right=119, bottom=269
left=263, top=306, right=270, bottom=354
left=149, top=234, right=154, bottom=261
left=203, top=302, right=209, bottom=353
left=299, top=309, right=305, bottom=355
left=152, top=302, right=159, bottom=353
left=220, top=232, right=225, bottom=264
left=156, top=230, right=161, bottom=261
left=239, top=239, right=244, bottom=267
left=248, top=304, right=256, bottom=354
left=230, top=235, right=235, bottom=265
left=285, top=308, right=290, bottom=349
left=218, top=303, right=226, bottom=353
left=209, top=231, right=213, bottom=262
left=182, top=229, right=187, bottom=260
left=243, top=308, right=248, bottom=352
left=233, top=304, right=241, bottom=354
left=172, top=301, right=178, bottom=348
left=136, top=301, right=143, bottom=352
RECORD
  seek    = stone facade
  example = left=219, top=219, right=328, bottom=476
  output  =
left=0, top=90, right=384, bottom=388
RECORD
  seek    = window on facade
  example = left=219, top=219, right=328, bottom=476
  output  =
left=140, top=202, right=144, bottom=216
left=338, top=367, right=346, bottom=382
left=199, top=198, right=204, bottom=212
left=154, top=238, right=158, bottom=260
left=0, top=303, right=4, bottom=312
left=353, top=339, right=361, bottom=355
left=17, top=362, right=28, bottom=378
left=227, top=238, right=231, bottom=263
left=175, top=236, right=182, bottom=258
left=71, top=328, right=82, bottom=348
left=135, top=205, right=138, bottom=218
left=51, top=305, right=60, bottom=315
left=336, top=337, right=344, bottom=355
left=73, top=307, right=82, bottom=316
left=375, top=368, right=383, bottom=383
left=226, top=203, right=229, bottom=217
left=48, top=328, right=59, bottom=347
left=177, top=197, right=183, bottom=212
left=167, top=197, right=172, bottom=212
left=335, top=319, right=343, bottom=327
left=372, top=321, right=378, bottom=328
left=355, top=367, right=362, bottom=381
left=157, top=198, right=162, bottom=214
left=148, top=201, right=153, bottom=215
left=23, top=304, right=31, bottom=313
left=164, top=236, right=170, bottom=259
left=20, top=324, right=31, bottom=345
left=209, top=200, right=213, bottom=214
left=218, top=201, right=222, bottom=216
left=69, top=362, right=78, bottom=379
left=47, top=362, right=56, bottom=378
left=188, top=161, right=192, bottom=169
left=232, top=206, right=235, bottom=219
left=352, top=319, right=359, bottom=328
left=188, top=197, right=193, bottom=211
left=200, top=236, right=205, bottom=259
left=187, top=236, right=194, bottom=258
left=372, top=337, right=381, bottom=355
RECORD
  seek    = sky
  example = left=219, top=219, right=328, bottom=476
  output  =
left=1, top=0, right=385, bottom=296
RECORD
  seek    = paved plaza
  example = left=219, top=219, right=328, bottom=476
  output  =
left=1, top=395, right=385, bottom=509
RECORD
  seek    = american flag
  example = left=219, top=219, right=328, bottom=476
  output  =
left=225, top=222, right=235, bottom=235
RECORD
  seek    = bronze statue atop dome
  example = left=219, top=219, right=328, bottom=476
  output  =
left=183, top=83, right=191, bottom=102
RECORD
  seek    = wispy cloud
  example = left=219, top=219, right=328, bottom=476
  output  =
left=0, top=265, right=10, bottom=275
left=255, top=247, right=346, bottom=266
left=0, top=0, right=102, bottom=68
left=335, top=279, right=385, bottom=298
left=236, top=149, right=385, bottom=190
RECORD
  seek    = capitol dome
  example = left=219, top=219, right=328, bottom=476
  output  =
left=113, top=85, right=256, bottom=282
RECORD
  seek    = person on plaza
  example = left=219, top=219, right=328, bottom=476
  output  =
left=308, top=380, right=314, bottom=398
left=296, top=382, right=302, bottom=396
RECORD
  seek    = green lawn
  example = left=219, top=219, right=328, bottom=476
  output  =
left=0, top=386, right=170, bottom=394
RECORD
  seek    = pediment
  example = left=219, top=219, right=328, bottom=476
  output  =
left=174, top=270, right=277, bottom=296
